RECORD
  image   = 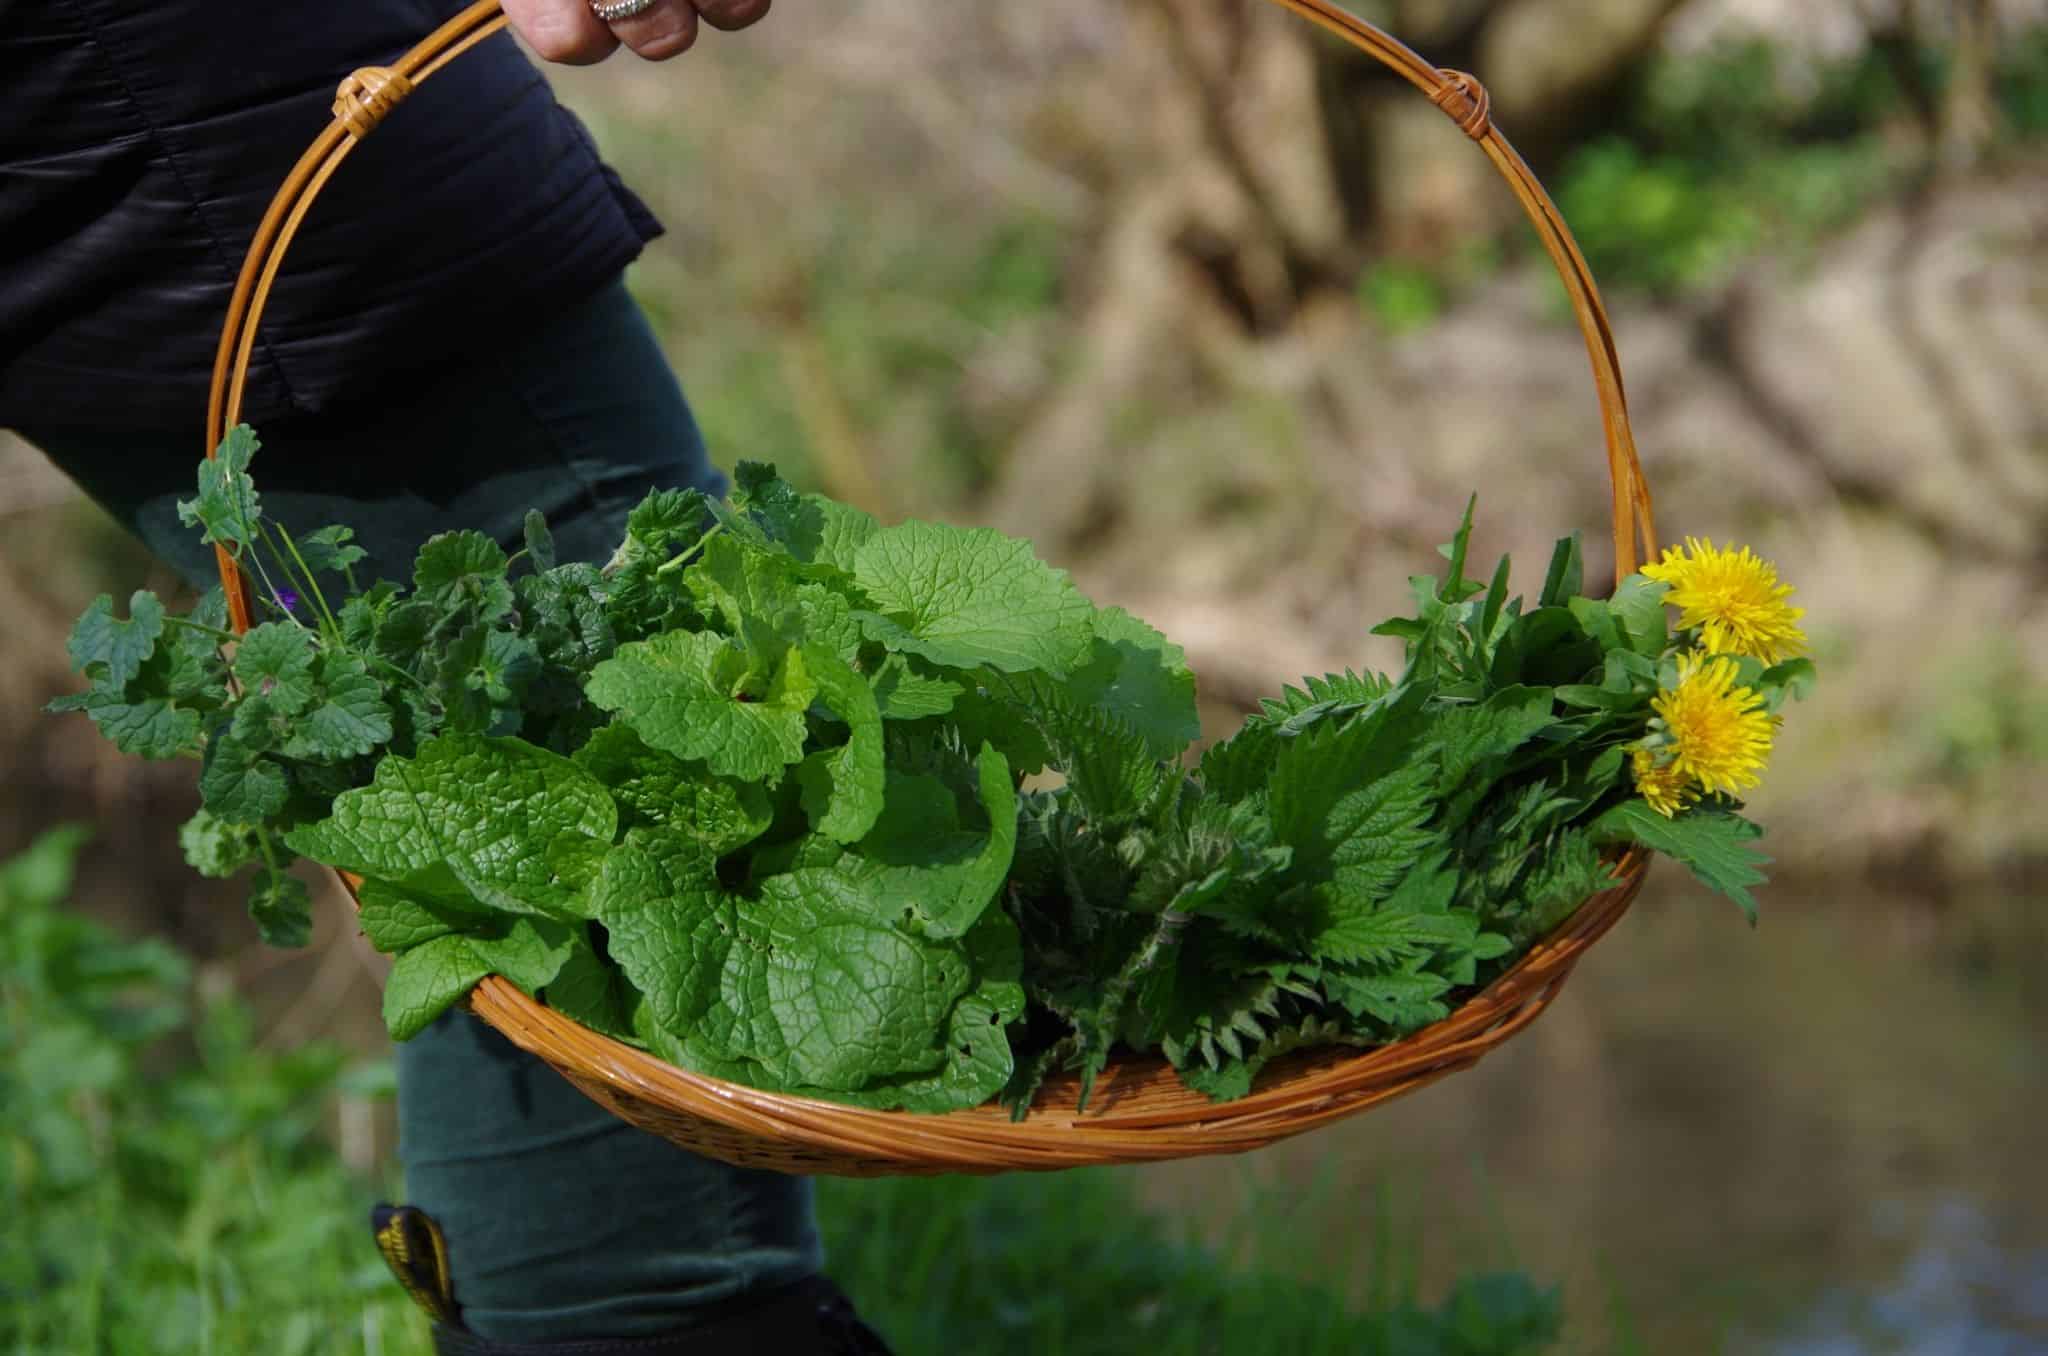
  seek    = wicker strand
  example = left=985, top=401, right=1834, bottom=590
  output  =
left=334, top=67, right=416, bottom=140
left=1431, top=69, right=1492, bottom=140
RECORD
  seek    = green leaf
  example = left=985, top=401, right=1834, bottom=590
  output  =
left=852, top=521, right=1093, bottom=676
left=412, top=531, right=514, bottom=623
left=1269, top=689, right=1438, bottom=903
left=1539, top=532, right=1584, bottom=609
left=542, top=929, right=640, bottom=1043
left=198, top=730, right=290, bottom=821
left=1591, top=802, right=1769, bottom=922
left=572, top=725, right=772, bottom=853
left=522, top=511, right=557, bottom=574
left=176, top=427, right=262, bottom=552
left=294, top=524, right=367, bottom=579
left=849, top=746, right=1018, bottom=938
left=587, top=631, right=814, bottom=783
left=595, top=840, right=976, bottom=1092
left=178, top=809, right=262, bottom=879
left=281, top=652, right=394, bottom=761
left=1610, top=574, right=1670, bottom=657
left=232, top=623, right=318, bottom=715
left=284, top=735, right=618, bottom=920
left=797, top=647, right=886, bottom=844
left=468, top=917, right=577, bottom=994
left=869, top=654, right=961, bottom=720
left=355, top=880, right=468, bottom=951
left=383, top=935, right=493, bottom=1041
left=248, top=869, right=312, bottom=949
left=1064, top=607, right=1202, bottom=760
left=66, top=591, right=167, bottom=689
left=79, top=687, right=204, bottom=761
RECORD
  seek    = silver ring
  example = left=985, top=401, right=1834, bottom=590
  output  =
left=590, top=0, right=663, bottom=21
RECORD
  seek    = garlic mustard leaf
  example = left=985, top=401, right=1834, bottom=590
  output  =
left=852, top=521, right=1092, bottom=676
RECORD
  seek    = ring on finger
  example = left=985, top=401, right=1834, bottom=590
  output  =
left=590, top=0, right=664, bottom=22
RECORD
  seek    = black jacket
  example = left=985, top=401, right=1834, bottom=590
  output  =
left=0, top=1, right=660, bottom=432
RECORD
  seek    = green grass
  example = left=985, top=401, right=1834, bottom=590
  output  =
left=4, top=826, right=1562, bottom=1354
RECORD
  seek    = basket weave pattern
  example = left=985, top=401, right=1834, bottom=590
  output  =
left=210, top=0, right=1659, bottom=1177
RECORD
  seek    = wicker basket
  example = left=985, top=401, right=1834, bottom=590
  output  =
left=204, top=0, right=1659, bottom=1177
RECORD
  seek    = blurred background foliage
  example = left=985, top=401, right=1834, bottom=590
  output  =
left=3, top=0, right=2045, bottom=1351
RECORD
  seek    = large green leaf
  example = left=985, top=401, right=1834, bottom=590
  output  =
left=284, top=735, right=617, bottom=919
left=587, top=631, right=814, bottom=783
left=852, top=521, right=1093, bottom=677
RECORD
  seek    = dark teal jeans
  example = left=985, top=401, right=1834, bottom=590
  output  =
left=17, top=277, right=826, bottom=1344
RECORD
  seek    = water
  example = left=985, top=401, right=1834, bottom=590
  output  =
left=1131, top=875, right=2048, bottom=1354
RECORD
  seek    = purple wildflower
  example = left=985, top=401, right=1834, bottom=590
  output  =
left=273, top=587, right=300, bottom=614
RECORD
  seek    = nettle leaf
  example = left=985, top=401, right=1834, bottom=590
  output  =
left=1323, top=962, right=1453, bottom=1033
left=797, top=647, right=886, bottom=844
left=284, top=735, right=618, bottom=920
left=1310, top=853, right=1476, bottom=966
left=248, top=868, right=312, bottom=949
left=851, top=520, right=1093, bottom=677
left=232, top=623, right=318, bottom=715
left=412, top=531, right=515, bottom=623
left=1592, top=802, right=1769, bottom=922
left=281, top=652, right=394, bottom=762
left=177, top=425, right=262, bottom=552
left=587, top=631, right=814, bottom=783
left=67, top=591, right=167, bottom=688
left=1269, top=688, right=1438, bottom=900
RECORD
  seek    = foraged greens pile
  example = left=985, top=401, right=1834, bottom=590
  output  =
left=52, top=429, right=1813, bottom=1114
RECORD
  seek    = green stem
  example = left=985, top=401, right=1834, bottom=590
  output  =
left=270, top=523, right=342, bottom=642
left=655, top=522, right=725, bottom=578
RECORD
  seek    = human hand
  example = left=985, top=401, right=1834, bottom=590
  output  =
left=502, top=0, right=770, bottom=66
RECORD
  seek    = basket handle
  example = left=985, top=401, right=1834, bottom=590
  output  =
left=204, top=0, right=1656, bottom=634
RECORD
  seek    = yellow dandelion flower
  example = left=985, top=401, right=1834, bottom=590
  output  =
left=1631, top=746, right=1696, bottom=818
left=1640, top=537, right=1807, bottom=665
left=1652, top=653, right=1776, bottom=798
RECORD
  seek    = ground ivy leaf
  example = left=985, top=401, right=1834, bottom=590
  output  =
left=66, top=591, right=165, bottom=689
left=851, top=521, right=1093, bottom=677
left=383, top=935, right=492, bottom=1040
left=283, top=735, right=618, bottom=920
left=83, top=688, right=204, bottom=761
left=232, top=622, right=318, bottom=715
left=248, top=869, right=312, bottom=949
left=282, top=653, right=394, bottom=761
left=587, top=631, right=813, bottom=783
left=412, top=531, right=514, bottom=623
left=178, top=808, right=262, bottom=879
left=198, top=730, right=289, bottom=820
left=176, top=425, right=262, bottom=552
